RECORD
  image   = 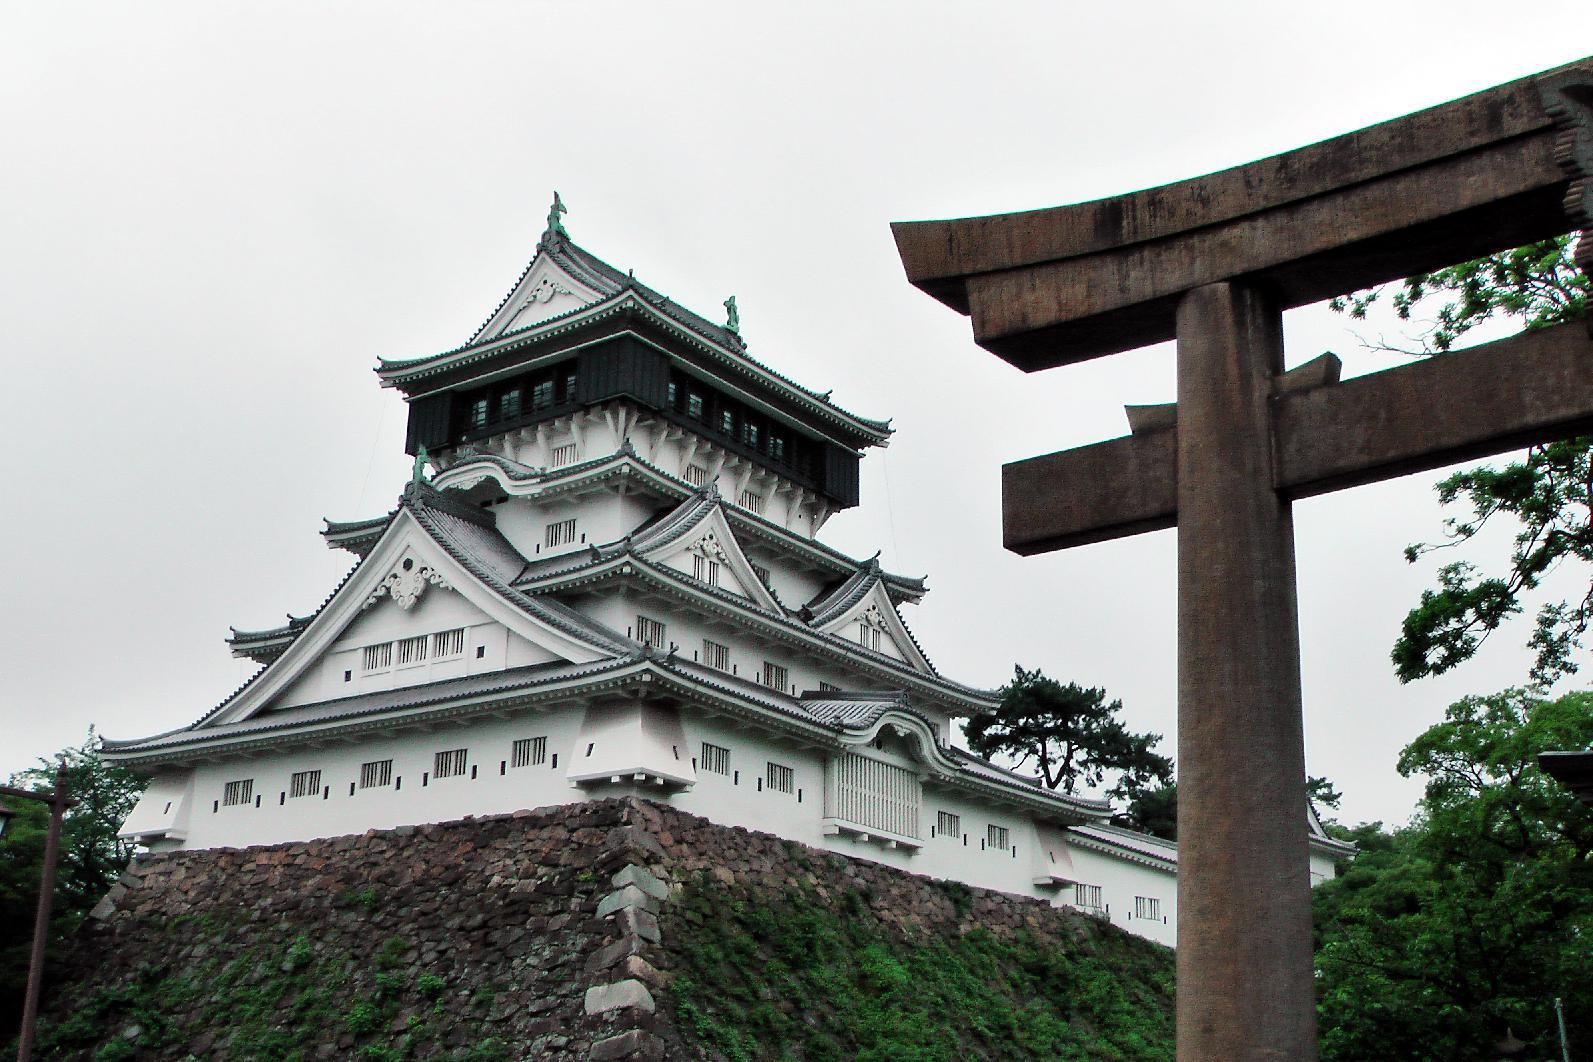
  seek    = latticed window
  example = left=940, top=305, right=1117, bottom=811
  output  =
left=751, top=564, right=771, bottom=586
left=511, top=737, right=547, bottom=768
left=432, top=628, right=465, bottom=658
left=766, top=762, right=794, bottom=794
left=433, top=748, right=469, bottom=779
left=1075, top=883, right=1103, bottom=909
left=1135, top=896, right=1161, bottom=920
left=685, top=464, right=709, bottom=487
left=289, top=770, right=321, bottom=799
left=636, top=615, right=667, bottom=649
left=936, top=810, right=960, bottom=839
left=830, top=752, right=920, bottom=838
left=359, top=760, right=393, bottom=789
left=362, top=642, right=393, bottom=671
left=761, top=662, right=788, bottom=690
left=692, top=554, right=721, bottom=587
left=987, top=824, right=1010, bottom=851
left=396, top=634, right=428, bottom=666
left=222, top=779, right=253, bottom=807
left=857, top=621, right=882, bottom=651
left=550, top=443, right=577, bottom=467
left=818, top=681, right=841, bottom=692
left=700, top=742, right=730, bottom=775
left=738, top=490, right=764, bottom=514
left=545, top=519, right=577, bottom=547
left=702, top=639, right=730, bottom=671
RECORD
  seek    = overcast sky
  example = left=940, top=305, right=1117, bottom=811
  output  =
left=2, top=3, right=1589, bottom=827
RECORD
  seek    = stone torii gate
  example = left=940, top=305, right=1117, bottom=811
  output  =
left=892, top=58, right=1593, bottom=1060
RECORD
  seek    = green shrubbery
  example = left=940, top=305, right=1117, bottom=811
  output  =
left=663, top=874, right=1174, bottom=1061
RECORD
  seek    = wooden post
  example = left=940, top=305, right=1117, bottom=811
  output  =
left=1174, top=283, right=1315, bottom=1061
left=13, top=764, right=72, bottom=1062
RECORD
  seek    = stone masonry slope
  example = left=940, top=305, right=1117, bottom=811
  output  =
left=34, top=799, right=1173, bottom=1061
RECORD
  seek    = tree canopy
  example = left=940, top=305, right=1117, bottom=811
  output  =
left=967, top=666, right=1172, bottom=800
left=1313, top=688, right=1593, bottom=1060
left=1333, top=234, right=1591, bottom=684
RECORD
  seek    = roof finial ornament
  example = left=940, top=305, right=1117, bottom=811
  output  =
left=723, top=295, right=740, bottom=336
left=544, top=191, right=568, bottom=242
left=410, top=445, right=432, bottom=491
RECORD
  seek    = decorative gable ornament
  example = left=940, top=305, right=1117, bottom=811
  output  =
left=860, top=605, right=889, bottom=631
left=365, top=556, right=451, bottom=611
left=688, top=532, right=730, bottom=564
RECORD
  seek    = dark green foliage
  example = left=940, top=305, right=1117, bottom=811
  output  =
left=1331, top=234, right=1591, bottom=684
left=663, top=873, right=1174, bottom=1061
left=969, top=666, right=1172, bottom=800
left=1, top=731, right=145, bottom=1042
left=1117, top=775, right=1339, bottom=841
left=1313, top=689, right=1593, bottom=1060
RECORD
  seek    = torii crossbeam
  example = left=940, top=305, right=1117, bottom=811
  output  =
left=893, top=58, right=1593, bottom=1061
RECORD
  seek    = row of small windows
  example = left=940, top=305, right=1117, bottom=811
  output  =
left=462, top=365, right=578, bottom=439
left=632, top=614, right=821, bottom=696
left=929, top=809, right=1014, bottom=855
left=666, top=371, right=819, bottom=479
left=216, top=736, right=554, bottom=811
left=359, top=628, right=467, bottom=674
left=696, top=741, right=798, bottom=798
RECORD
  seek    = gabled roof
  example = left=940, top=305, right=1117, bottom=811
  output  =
left=226, top=614, right=313, bottom=664
left=373, top=222, right=891, bottom=447
left=321, top=513, right=393, bottom=557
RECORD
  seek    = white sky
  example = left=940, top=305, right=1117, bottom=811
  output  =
left=2, top=3, right=1590, bottom=827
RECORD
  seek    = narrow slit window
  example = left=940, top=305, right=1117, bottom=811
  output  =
left=433, top=748, right=469, bottom=779
left=288, top=770, right=321, bottom=799
left=359, top=759, right=394, bottom=789
left=700, top=742, right=730, bottom=776
left=738, top=490, right=764, bottom=514
left=818, top=681, right=841, bottom=692
left=222, top=779, right=254, bottom=807
left=692, top=554, right=722, bottom=587
left=396, top=634, right=428, bottom=666
left=432, top=628, right=465, bottom=658
left=936, top=811, right=960, bottom=839
left=702, top=639, right=730, bottom=672
left=766, top=762, right=794, bottom=794
left=636, top=615, right=667, bottom=650
left=761, top=662, right=788, bottom=690
left=545, top=518, right=577, bottom=548
left=685, top=464, right=709, bottom=487
left=511, top=736, right=547, bottom=768
left=550, top=443, right=578, bottom=468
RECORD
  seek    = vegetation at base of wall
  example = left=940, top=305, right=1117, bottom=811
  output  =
left=662, top=874, right=1174, bottom=1062
left=25, top=902, right=510, bottom=1062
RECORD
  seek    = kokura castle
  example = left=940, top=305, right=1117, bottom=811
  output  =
left=108, top=198, right=1352, bottom=948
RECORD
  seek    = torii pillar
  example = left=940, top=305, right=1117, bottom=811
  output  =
left=893, top=58, right=1593, bottom=1061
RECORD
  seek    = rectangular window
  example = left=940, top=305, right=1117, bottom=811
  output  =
left=362, top=642, right=393, bottom=672
left=545, top=518, right=577, bottom=547
left=769, top=436, right=786, bottom=461
left=742, top=422, right=759, bottom=448
left=433, top=748, right=469, bottom=779
left=636, top=615, right=667, bottom=649
left=738, top=490, right=764, bottom=514
left=766, top=762, right=795, bottom=794
left=531, top=380, right=555, bottom=409
left=562, top=372, right=578, bottom=404
left=936, top=811, right=961, bottom=839
left=432, top=628, right=465, bottom=658
left=497, top=389, right=521, bottom=422
left=858, top=622, right=882, bottom=651
left=468, top=398, right=489, bottom=430
left=1075, top=883, right=1103, bottom=909
left=720, top=410, right=736, bottom=434
left=396, top=634, right=428, bottom=666
left=832, top=752, right=921, bottom=838
left=289, top=770, right=321, bottom=799
left=702, top=639, right=730, bottom=672
left=685, top=464, right=709, bottom=487
left=550, top=443, right=578, bottom=467
left=222, top=779, right=254, bottom=807
left=1135, top=896, right=1161, bottom=921
left=987, top=824, right=1010, bottom=851
left=818, top=681, right=841, bottom=692
left=359, top=759, right=393, bottom=789
left=687, top=393, right=704, bottom=420
left=692, top=554, right=721, bottom=587
left=700, top=742, right=731, bottom=775
left=761, top=661, right=788, bottom=690
left=511, top=736, right=547, bottom=768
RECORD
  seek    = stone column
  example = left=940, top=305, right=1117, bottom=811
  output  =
left=1174, top=281, right=1316, bottom=1061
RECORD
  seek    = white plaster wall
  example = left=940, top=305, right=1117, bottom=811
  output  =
left=1065, top=845, right=1179, bottom=948
left=1309, top=847, right=1339, bottom=885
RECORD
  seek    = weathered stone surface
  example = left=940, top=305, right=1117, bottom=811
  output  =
left=590, top=1029, right=664, bottom=1061
left=611, top=863, right=669, bottom=900
left=596, top=883, right=657, bottom=918
left=584, top=979, right=655, bottom=1016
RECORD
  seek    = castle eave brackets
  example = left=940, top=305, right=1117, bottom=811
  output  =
left=1003, top=319, right=1593, bottom=555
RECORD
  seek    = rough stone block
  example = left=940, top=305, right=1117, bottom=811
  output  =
left=610, top=864, right=670, bottom=900
left=590, top=1029, right=664, bottom=1060
left=584, top=978, right=655, bottom=1016
left=617, top=906, right=661, bottom=943
left=596, top=884, right=658, bottom=919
